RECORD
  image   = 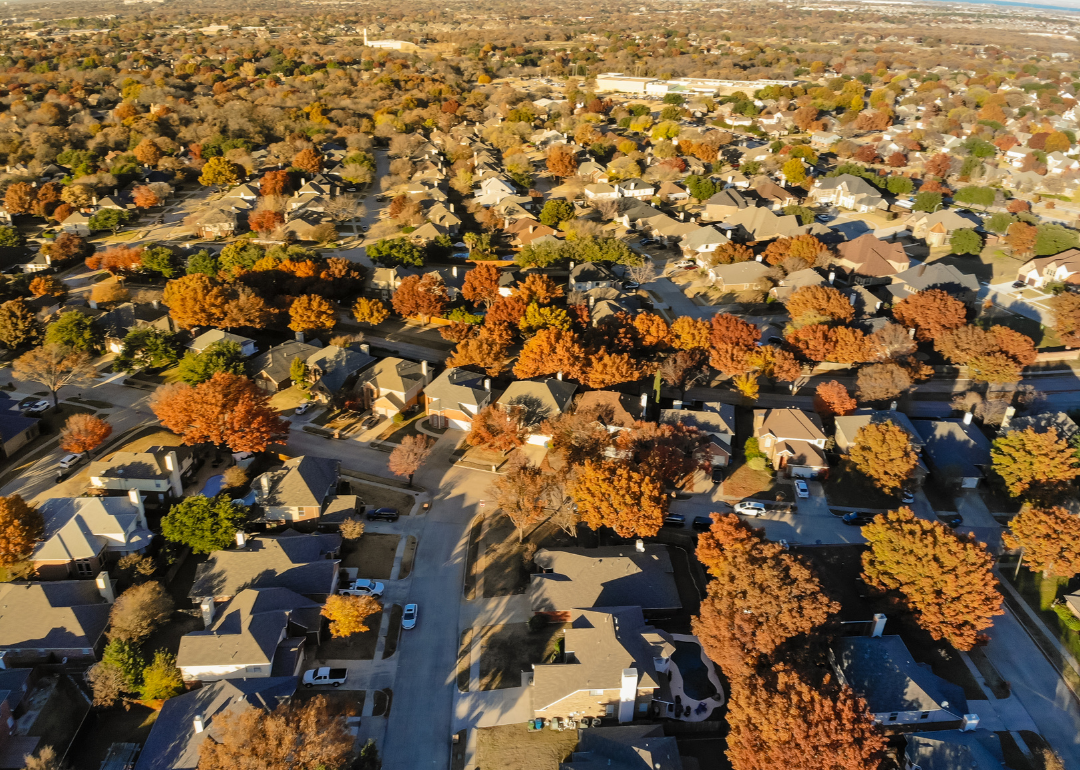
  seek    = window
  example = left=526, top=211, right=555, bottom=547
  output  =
left=605, top=704, right=614, bottom=716
left=75, top=559, right=94, bottom=577
left=920, top=712, right=929, bottom=720
left=888, top=713, right=898, bottom=722
left=638, top=703, right=648, bottom=713
left=251, top=667, right=262, bottom=673
left=589, top=689, right=603, bottom=696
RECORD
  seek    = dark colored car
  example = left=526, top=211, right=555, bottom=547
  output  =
left=366, top=507, right=399, bottom=522
left=711, top=467, right=725, bottom=484
left=842, top=511, right=875, bottom=526
left=942, top=514, right=963, bottom=528
left=692, top=516, right=712, bottom=532
left=1011, top=280, right=1026, bottom=289
left=663, top=514, right=685, bottom=527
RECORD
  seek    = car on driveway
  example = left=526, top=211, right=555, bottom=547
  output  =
left=302, top=668, right=348, bottom=688
left=842, top=511, right=875, bottom=526
left=341, top=579, right=384, bottom=598
left=402, top=603, right=418, bottom=630
left=360, top=415, right=380, bottom=430
left=23, top=400, right=50, bottom=415
left=900, top=489, right=915, bottom=504
left=623, top=281, right=640, bottom=291
left=57, top=453, right=84, bottom=470
left=734, top=501, right=766, bottom=517
left=366, top=507, right=399, bottom=522
left=692, top=516, right=712, bottom=532
left=711, top=466, right=725, bottom=484
left=794, top=480, right=809, bottom=498
left=295, top=402, right=313, bottom=415
left=663, top=514, right=685, bottom=527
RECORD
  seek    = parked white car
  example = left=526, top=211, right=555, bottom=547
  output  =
left=733, top=501, right=766, bottom=517
left=794, top=480, right=809, bottom=499
left=402, top=603, right=418, bottom=630
left=340, top=579, right=384, bottom=598
left=58, top=453, right=85, bottom=470
left=295, top=402, right=313, bottom=415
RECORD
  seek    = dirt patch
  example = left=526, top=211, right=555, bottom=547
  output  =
left=342, top=533, right=400, bottom=579
left=270, top=385, right=309, bottom=415
left=316, top=610, right=383, bottom=661
left=343, top=480, right=414, bottom=515
left=457, top=628, right=474, bottom=692
left=480, top=515, right=529, bottom=598
left=382, top=604, right=403, bottom=658
left=1020, top=731, right=1068, bottom=770
left=478, top=622, right=565, bottom=691
left=372, top=688, right=393, bottom=717
left=399, top=535, right=417, bottom=579
left=476, top=724, right=579, bottom=770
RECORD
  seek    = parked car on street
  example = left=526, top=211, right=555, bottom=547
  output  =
left=942, top=513, right=963, bottom=528
left=57, top=453, right=84, bottom=470
left=692, top=516, right=712, bottom=532
left=402, top=603, right=418, bottom=630
left=23, top=400, right=50, bottom=415
left=734, top=501, right=766, bottom=517
left=302, top=668, right=348, bottom=688
left=842, top=511, right=875, bottom=526
left=295, top=402, right=313, bottom=415
left=663, top=514, right=685, bottom=527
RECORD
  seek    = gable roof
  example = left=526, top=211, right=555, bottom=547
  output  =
left=756, top=408, right=826, bottom=442
left=35, top=495, right=151, bottom=562
left=530, top=546, right=681, bottom=613
left=0, top=581, right=110, bottom=652
left=834, top=410, right=925, bottom=449
left=682, top=226, right=730, bottom=251
left=570, top=262, right=617, bottom=282
left=890, top=263, right=979, bottom=297
left=424, top=367, right=489, bottom=411
left=836, top=233, right=909, bottom=277
left=190, top=529, right=341, bottom=600
left=255, top=456, right=339, bottom=510
left=723, top=207, right=806, bottom=239
left=562, top=725, right=683, bottom=770
left=904, top=734, right=1004, bottom=770
left=356, top=357, right=426, bottom=395
left=576, top=391, right=644, bottom=429
left=497, top=378, right=578, bottom=428
left=833, top=635, right=967, bottom=716
left=911, top=419, right=991, bottom=479
left=88, top=446, right=193, bottom=482
left=190, top=329, right=255, bottom=352
left=136, top=677, right=297, bottom=770
left=306, top=345, right=375, bottom=393
left=816, top=173, right=881, bottom=197
left=251, top=341, right=322, bottom=386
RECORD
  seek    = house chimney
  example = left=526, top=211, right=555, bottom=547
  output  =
left=421, top=360, right=429, bottom=378
left=451, top=265, right=458, bottom=277
left=295, top=331, right=305, bottom=343
left=640, top=392, right=648, bottom=408
left=236, top=531, right=247, bottom=548
left=871, top=613, right=886, bottom=638
left=193, top=715, right=206, bottom=734
left=908, top=327, right=916, bottom=338
left=618, top=668, right=637, bottom=723
left=484, top=378, right=491, bottom=391
left=961, top=714, right=980, bottom=732
left=556, top=371, right=563, bottom=381
left=849, top=292, right=856, bottom=304
left=589, top=296, right=595, bottom=308
left=96, top=572, right=116, bottom=604
left=963, top=411, right=973, bottom=425
left=88, top=299, right=98, bottom=309
left=200, top=597, right=215, bottom=627
left=449, top=203, right=454, bottom=213
left=889, top=401, right=897, bottom=411
left=673, top=399, right=683, bottom=410
left=1001, top=406, right=1015, bottom=430
left=569, top=261, right=575, bottom=269
left=127, top=488, right=146, bottom=526
left=360, top=343, right=370, bottom=355
left=164, top=451, right=183, bottom=497
left=635, top=538, right=645, bottom=553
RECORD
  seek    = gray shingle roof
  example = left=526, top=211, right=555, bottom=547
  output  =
left=251, top=341, right=322, bottom=387
left=530, top=546, right=680, bottom=614
left=190, top=530, right=341, bottom=600
left=255, top=456, right=339, bottom=510
left=0, top=582, right=110, bottom=652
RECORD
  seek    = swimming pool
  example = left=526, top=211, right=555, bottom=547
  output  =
left=200, top=474, right=225, bottom=497
left=671, top=640, right=717, bottom=701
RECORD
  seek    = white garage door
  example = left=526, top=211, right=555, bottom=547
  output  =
left=449, top=418, right=471, bottom=431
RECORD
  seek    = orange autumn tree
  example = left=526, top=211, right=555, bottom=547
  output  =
left=150, top=373, right=289, bottom=452
left=892, top=289, right=967, bottom=342
left=0, top=495, right=44, bottom=567
left=568, top=460, right=667, bottom=538
left=321, top=594, right=381, bottom=637
left=585, top=351, right=644, bottom=388
left=814, top=381, right=856, bottom=416
left=163, top=274, right=231, bottom=329
left=1004, top=506, right=1080, bottom=579
left=60, top=414, right=112, bottom=454
left=513, top=327, right=587, bottom=380
left=861, top=508, right=1002, bottom=650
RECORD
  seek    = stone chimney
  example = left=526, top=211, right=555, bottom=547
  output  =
left=96, top=572, right=116, bottom=604
left=193, top=715, right=206, bottom=734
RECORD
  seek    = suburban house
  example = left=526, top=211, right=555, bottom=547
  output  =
left=834, top=234, right=910, bottom=284
left=353, top=357, right=430, bottom=419
left=753, top=408, right=830, bottom=478
left=811, top=131, right=841, bottom=151
left=0, top=412, right=39, bottom=459
left=768, top=267, right=827, bottom=302
left=1015, top=249, right=1080, bottom=289
left=576, top=391, right=647, bottom=434
left=33, top=490, right=153, bottom=580
left=496, top=378, right=578, bottom=445
left=529, top=546, right=681, bottom=619
left=615, top=179, right=655, bottom=199
left=88, top=446, right=196, bottom=503
left=189, top=329, right=257, bottom=358
left=531, top=607, right=673, bottom=724
left=135, top=677, right=297, bottom=770
left=584, top=183, right=619, bottom=201
left=177, top=588, right=322, bottom=683
left=722, top=207, right=809, bottom=241
left=562, top=725, right=684, bottom=770
left=834, top=412, right=927, bottom=486
left=1001, top=410, right=1079, bottom=440
left=189, top=530, right=342, bottom=604
left=58, top=211, right=92, bottom=237
left=682, top=226, right=730, bottom=265
left=809, top=175, right=886, bottom=212
left=703, top=188, right=756, bottom=222
left=424, top=368, right=492, bottom=431
left=911, top=418, right=992, bottom=489
left=98, top=301, right=176, bottom=354
left=660, top=403, right=736, bottom=468
left=831, top=635, right=969, bottom=729
left=253, top=456, right=341, bottom=523
left=305, top=345, right=376, bottom=405
left=250, top=341, right=322, bottom=393
left=886, top=263, right=980, bottom=304
left=706, top=261, right=771, bottom=293
left=569, top=263, right=618, bottom=292
left=0, top=577, right=114, bottom=665
left=907, top=209, right=981, bottom=248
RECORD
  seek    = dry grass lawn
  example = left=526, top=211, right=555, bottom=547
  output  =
left=343, top=480, right=414, bottom=514
left=315, top=610, right=382, bottom=661
left=722, top=463, right=780, bottom=500
left=476, top=724, right=579, bottom=770
left=477, top=622, right=565, bottom=691
left=342, top=532, right=400, bottom=579
left=480, top=515, right=529, bottom=598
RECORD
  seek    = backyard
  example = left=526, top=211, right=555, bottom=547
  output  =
left=475, top=724, right=579, bottom=770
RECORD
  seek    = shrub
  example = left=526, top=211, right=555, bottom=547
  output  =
left=1054, top=602, right=1080, bottom=632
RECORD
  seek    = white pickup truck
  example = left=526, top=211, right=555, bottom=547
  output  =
left=302, top=667, right=348, bottom=688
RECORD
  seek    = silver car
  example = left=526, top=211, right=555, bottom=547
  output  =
left=402, top=603, right=418, bottom=630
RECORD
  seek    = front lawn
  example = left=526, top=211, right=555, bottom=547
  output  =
left=477, top=622, right=565, bottom=690
left=315, top=611, right=383, bottom=661
left=821, top=459, right=902, bottom=510
left=341, top=532, right=400, bottom=579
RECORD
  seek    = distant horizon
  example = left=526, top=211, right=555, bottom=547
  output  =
left=917, top=0, right=1080, bottom=13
